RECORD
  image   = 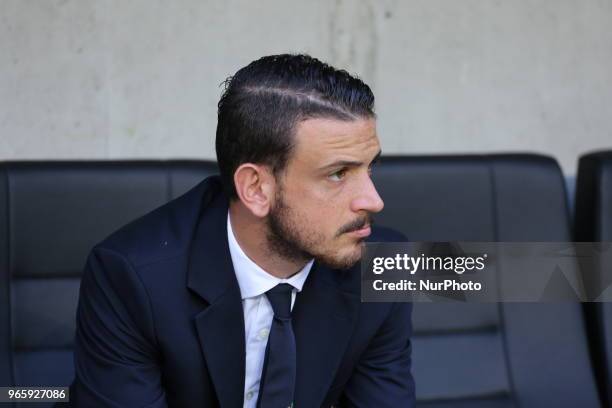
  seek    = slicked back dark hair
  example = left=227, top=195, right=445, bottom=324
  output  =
left=215, top=54, right=375, bottom=200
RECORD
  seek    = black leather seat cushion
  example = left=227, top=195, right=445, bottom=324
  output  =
left=372, top=154, right=599, bottom=407
left=0, top=161, right=218, bottom=396
left=0, top=156, right=602, bottom=408
left=575, top=150, right=612, bottom=407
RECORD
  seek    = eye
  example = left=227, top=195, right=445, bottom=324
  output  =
left=368, top=160, right=379, bottom=176
left=329, top=168, right=347, bottom=182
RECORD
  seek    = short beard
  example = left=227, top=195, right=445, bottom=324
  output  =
left=266, top=190, right=313, bottom=266
left=266, top=188, right=365, bottom=271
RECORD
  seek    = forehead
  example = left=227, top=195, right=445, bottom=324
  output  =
left=291, top=117, right=379, bottom=165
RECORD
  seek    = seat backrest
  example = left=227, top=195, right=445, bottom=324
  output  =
left=0, top=161, right=218, bottom=391
left=372, top=154, right=600, bottom=407
left=575, top=150, right=612, bottom=407
left=0, top=157, right=601, bottom=407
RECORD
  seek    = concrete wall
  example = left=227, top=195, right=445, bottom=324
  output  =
left=1, top=0, right=611, bottom=174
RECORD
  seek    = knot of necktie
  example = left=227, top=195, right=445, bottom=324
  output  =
left=265, top=283, right=293, bottom=319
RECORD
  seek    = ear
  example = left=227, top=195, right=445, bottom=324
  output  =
left=233, top=163, right=276, bottom=218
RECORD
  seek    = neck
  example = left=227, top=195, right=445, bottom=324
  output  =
left=229, top=202, right=308, bottom=279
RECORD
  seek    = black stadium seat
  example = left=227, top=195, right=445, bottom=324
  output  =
left=0, top=156, right=603, bottom=407
left=575, top=150, right=612, bottom=407
left=372, top=154, right=600, bottom=407
left=0, top=161, right=218, bottom=407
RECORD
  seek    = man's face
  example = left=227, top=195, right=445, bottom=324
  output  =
left=266, top=117, right=384, bottom=270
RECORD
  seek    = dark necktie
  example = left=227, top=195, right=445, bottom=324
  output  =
left=257, top=283, right=296, bottom=408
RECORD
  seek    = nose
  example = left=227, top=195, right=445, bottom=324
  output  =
left=350, top=174, right=385, bottom=214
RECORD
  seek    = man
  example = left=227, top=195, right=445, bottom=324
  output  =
left=71, top=54, right=415, bottom=407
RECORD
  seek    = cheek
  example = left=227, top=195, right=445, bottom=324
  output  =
left=321, top=206, right=347, bottom=239
left=284, top=186, right=347, bottom=234
left=297, top=203, right=338, bottom=237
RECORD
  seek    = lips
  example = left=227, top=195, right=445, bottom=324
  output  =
left=350, top=225, right=371, bottom=238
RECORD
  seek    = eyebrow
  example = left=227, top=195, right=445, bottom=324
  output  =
left=320, top=150, right=382, bottom=171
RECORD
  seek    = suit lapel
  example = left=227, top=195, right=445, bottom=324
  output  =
left=193, top=289, right=245, bottom=407
left=293, top=263, right=360, bottom=407
left=187, top=183, right=246, bottom=407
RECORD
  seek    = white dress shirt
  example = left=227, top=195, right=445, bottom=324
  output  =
left=227, top=212, right=313, bottom=407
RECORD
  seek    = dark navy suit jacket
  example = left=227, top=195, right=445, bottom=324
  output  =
left=70, top=176, right=415, bottom=407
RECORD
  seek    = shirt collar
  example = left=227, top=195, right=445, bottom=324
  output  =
left=227, top=211, right=313, bottom=300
